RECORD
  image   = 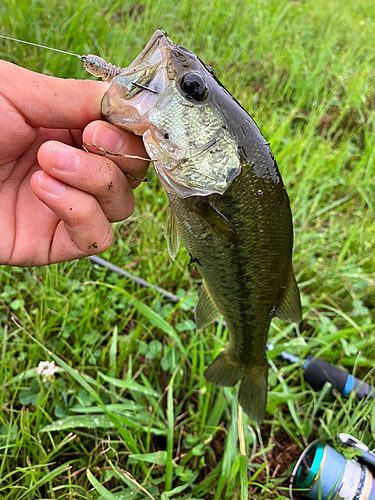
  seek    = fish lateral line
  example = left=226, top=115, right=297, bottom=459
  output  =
left=0, top=34, right=124, bottom=82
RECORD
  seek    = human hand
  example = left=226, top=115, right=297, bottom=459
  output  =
left=0, top=60, right=149, bottom=267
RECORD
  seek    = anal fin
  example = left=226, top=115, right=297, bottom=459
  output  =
left=276, top=270, right=302, bottom=324
left=195, top=282, right=220, bottom=330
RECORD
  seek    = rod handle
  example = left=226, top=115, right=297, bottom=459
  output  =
left=303, top=356, right=375, bottom=400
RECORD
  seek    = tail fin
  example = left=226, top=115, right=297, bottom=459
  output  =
left=204, top=351, right=243, bottom=387
left=204, top=350, right=268, bottom=422
left=238, top=363, right=268, bottom=422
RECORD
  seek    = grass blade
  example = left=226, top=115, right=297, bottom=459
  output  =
left=87, top=469, right=119, bottom=500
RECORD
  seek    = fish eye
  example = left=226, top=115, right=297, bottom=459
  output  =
left=180, top=73, right=208, bottom=102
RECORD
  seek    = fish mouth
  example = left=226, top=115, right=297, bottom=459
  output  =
left=101, top=31, right=242, bottom=199
left=101, top=30, right=174, bottom=135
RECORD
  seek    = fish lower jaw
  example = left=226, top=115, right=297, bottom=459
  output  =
left=101, top=108, right=149, bottom=136
left=101, top=90, right=151, bottom=136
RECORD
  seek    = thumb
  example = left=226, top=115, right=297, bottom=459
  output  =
left=0, top=60, right=109, bottom=129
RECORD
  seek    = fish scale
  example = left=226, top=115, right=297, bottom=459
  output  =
left=168, top=164, right=291, bottom=342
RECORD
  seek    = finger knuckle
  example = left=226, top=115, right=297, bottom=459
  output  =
left=66, top=196, right=98, bottom=226
left=92, top=160, right=117, bottom=193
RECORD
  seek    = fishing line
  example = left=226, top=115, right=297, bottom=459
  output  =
left=0, top=34, right=82, bottom=59
left=0, top=34, right=123, bottom=81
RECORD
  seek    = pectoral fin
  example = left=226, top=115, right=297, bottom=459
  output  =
left=165, top=206, right=180, bottom=260
left=195, top=281, right=220, bottom=329
left=276, top=270, right=302, bottom=324
left=191, top=202, right=246, bottom=244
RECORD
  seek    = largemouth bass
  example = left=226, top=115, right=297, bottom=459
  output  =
left=101, top=30, right=302, bottom=422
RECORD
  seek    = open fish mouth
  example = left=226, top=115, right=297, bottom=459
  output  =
left=101, top=30, right=174, bottom=136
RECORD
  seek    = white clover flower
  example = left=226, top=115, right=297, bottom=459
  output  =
left=36, top=361, right=58, bottom=382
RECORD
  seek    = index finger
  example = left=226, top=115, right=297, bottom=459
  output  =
left=0, top=60, right=109, bottom=129
left=82, top=121, right=150, bottom=188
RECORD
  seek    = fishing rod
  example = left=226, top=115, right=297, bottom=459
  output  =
left=89, top=255, right=375, bottom=401
left=267, top=343, right=375, bottom=400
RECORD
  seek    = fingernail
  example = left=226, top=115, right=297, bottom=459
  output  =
left=38, top=172, right=66, bottom=194
left=92, top=125, right=124, bottom=153
left=52, top=144, right=81, bottom=171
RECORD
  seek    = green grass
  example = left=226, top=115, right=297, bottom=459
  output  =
left=0, top=0, right=375, bottom=498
